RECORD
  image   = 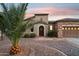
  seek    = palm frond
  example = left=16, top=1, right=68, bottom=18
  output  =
left=0, top=3, right=40, bottom=46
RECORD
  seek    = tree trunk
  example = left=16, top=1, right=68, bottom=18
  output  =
left=10, top=40, right=21, bottom=55
left=10, top=45, right=21, bottom=55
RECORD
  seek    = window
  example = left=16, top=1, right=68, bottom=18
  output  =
left=78, top=28, right=79, bottom=30
left=62, top=28, right=64, bottom=30
left=62, top=26, right=79, bottom=30
left=31, top=27, right=34, bottom=32
left=71, top=27, right=73, bottom=30
left=50, top=25, right=52, bottom=30
left=65, top=27, right=67, bottom=30
left=74, top=27, right=77, bottom=30
left=68, top=28, right=70, bottom=30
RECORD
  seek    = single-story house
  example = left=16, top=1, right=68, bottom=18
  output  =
left=1, top=13, right=79, bottom=38
left=25, top=13, right=79, bottom=38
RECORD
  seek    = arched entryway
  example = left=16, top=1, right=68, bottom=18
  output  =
left=39, top=26, right=44, bottom=36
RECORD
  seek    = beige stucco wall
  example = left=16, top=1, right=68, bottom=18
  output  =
left=24, top=19, right=35, bottom=34
left=34, top=14, right=48, bottom=24
left=25, top=14, right=48, bottom=36
left=33, top=14, right=48, bottom=36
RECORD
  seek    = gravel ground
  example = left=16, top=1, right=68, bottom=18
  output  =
left=0, top=37, right=79, bottom=56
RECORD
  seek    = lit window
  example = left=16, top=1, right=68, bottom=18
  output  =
left=62, top=28, right=64, bottom=30
left=78, top=28, right=79, bottom=30
left=71, top=27, right=74, bottom=30
left=50, top=25, right=52, bottom=30
left=68, top=28, right=70, bottom=30
left=74, top=28, right=76, bottom=30
left=65, top=27, right=67, bottom=30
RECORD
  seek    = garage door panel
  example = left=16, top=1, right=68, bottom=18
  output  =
left=62, top=27, right=79, bottom=38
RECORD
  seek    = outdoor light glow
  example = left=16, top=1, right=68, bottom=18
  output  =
left=50, top=25, right=52, bottom=30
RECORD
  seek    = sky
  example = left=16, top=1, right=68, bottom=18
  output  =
left=26, top=3, right=79, bottom=21
left=27, top=3, right=79, bottom=15
left=27, top=3, right=79, bottom=10
left=1, top=3, right=79, bottom=21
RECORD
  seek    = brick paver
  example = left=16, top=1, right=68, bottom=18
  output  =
left=0, top=37, right=79, bottom=56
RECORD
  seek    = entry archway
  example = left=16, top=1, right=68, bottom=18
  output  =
left=39, top=26, right=44, bottom=36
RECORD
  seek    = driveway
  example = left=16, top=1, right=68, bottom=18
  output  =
left=0, top=37, right=79, bottom=56
left=66, top=38, right=79, bottom=47
left=22, top=37, right=79, bottom=56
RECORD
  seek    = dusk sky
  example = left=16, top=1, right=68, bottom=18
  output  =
left=1, top=3, right=79, bottom=21
left=26, top=3, right=79, bottom=21
left=27, top=3, right=79, bottom=15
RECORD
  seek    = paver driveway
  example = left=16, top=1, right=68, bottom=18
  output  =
left=25, top=37, right=79, bottom=56
left=0, top=37, right=79, bottom=56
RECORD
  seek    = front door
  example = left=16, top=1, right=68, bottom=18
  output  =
left=39, top=26, right=44, bottom=36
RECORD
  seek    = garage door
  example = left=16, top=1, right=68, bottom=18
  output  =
left=62, top=26, right=79, bottom=37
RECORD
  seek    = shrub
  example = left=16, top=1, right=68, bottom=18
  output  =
left=47, top=30, right=57, bottom=37
left=29, top=33, right=36, bottom=38
left=23, top=33, right=30, bottom=38
left=23, top=33, right=36, bottom=38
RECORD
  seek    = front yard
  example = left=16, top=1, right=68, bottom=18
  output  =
left=0, top=37, right=79, bottom=56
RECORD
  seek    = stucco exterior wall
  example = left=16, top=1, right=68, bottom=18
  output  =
left=34, top=24, right=48, bottom=36
left=33, top=14, right=48, bottom=36
left=25, top=14, right=48, bottom=37
left=34, top=14, right=48, bottom=24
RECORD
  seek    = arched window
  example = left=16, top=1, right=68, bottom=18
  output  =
left=31, top=27, right=34, bottom=32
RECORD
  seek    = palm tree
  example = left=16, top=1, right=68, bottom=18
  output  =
left=0, top=3, right=35, bottom=55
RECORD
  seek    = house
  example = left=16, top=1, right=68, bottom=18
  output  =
left=25, top=14, right=79, bottom=38
left=1, top=13, right=79, bottom=38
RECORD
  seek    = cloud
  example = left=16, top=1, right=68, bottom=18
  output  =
left=26, top=7, right=79, bottom=15
left=29, top=7, right=79, bottom=15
